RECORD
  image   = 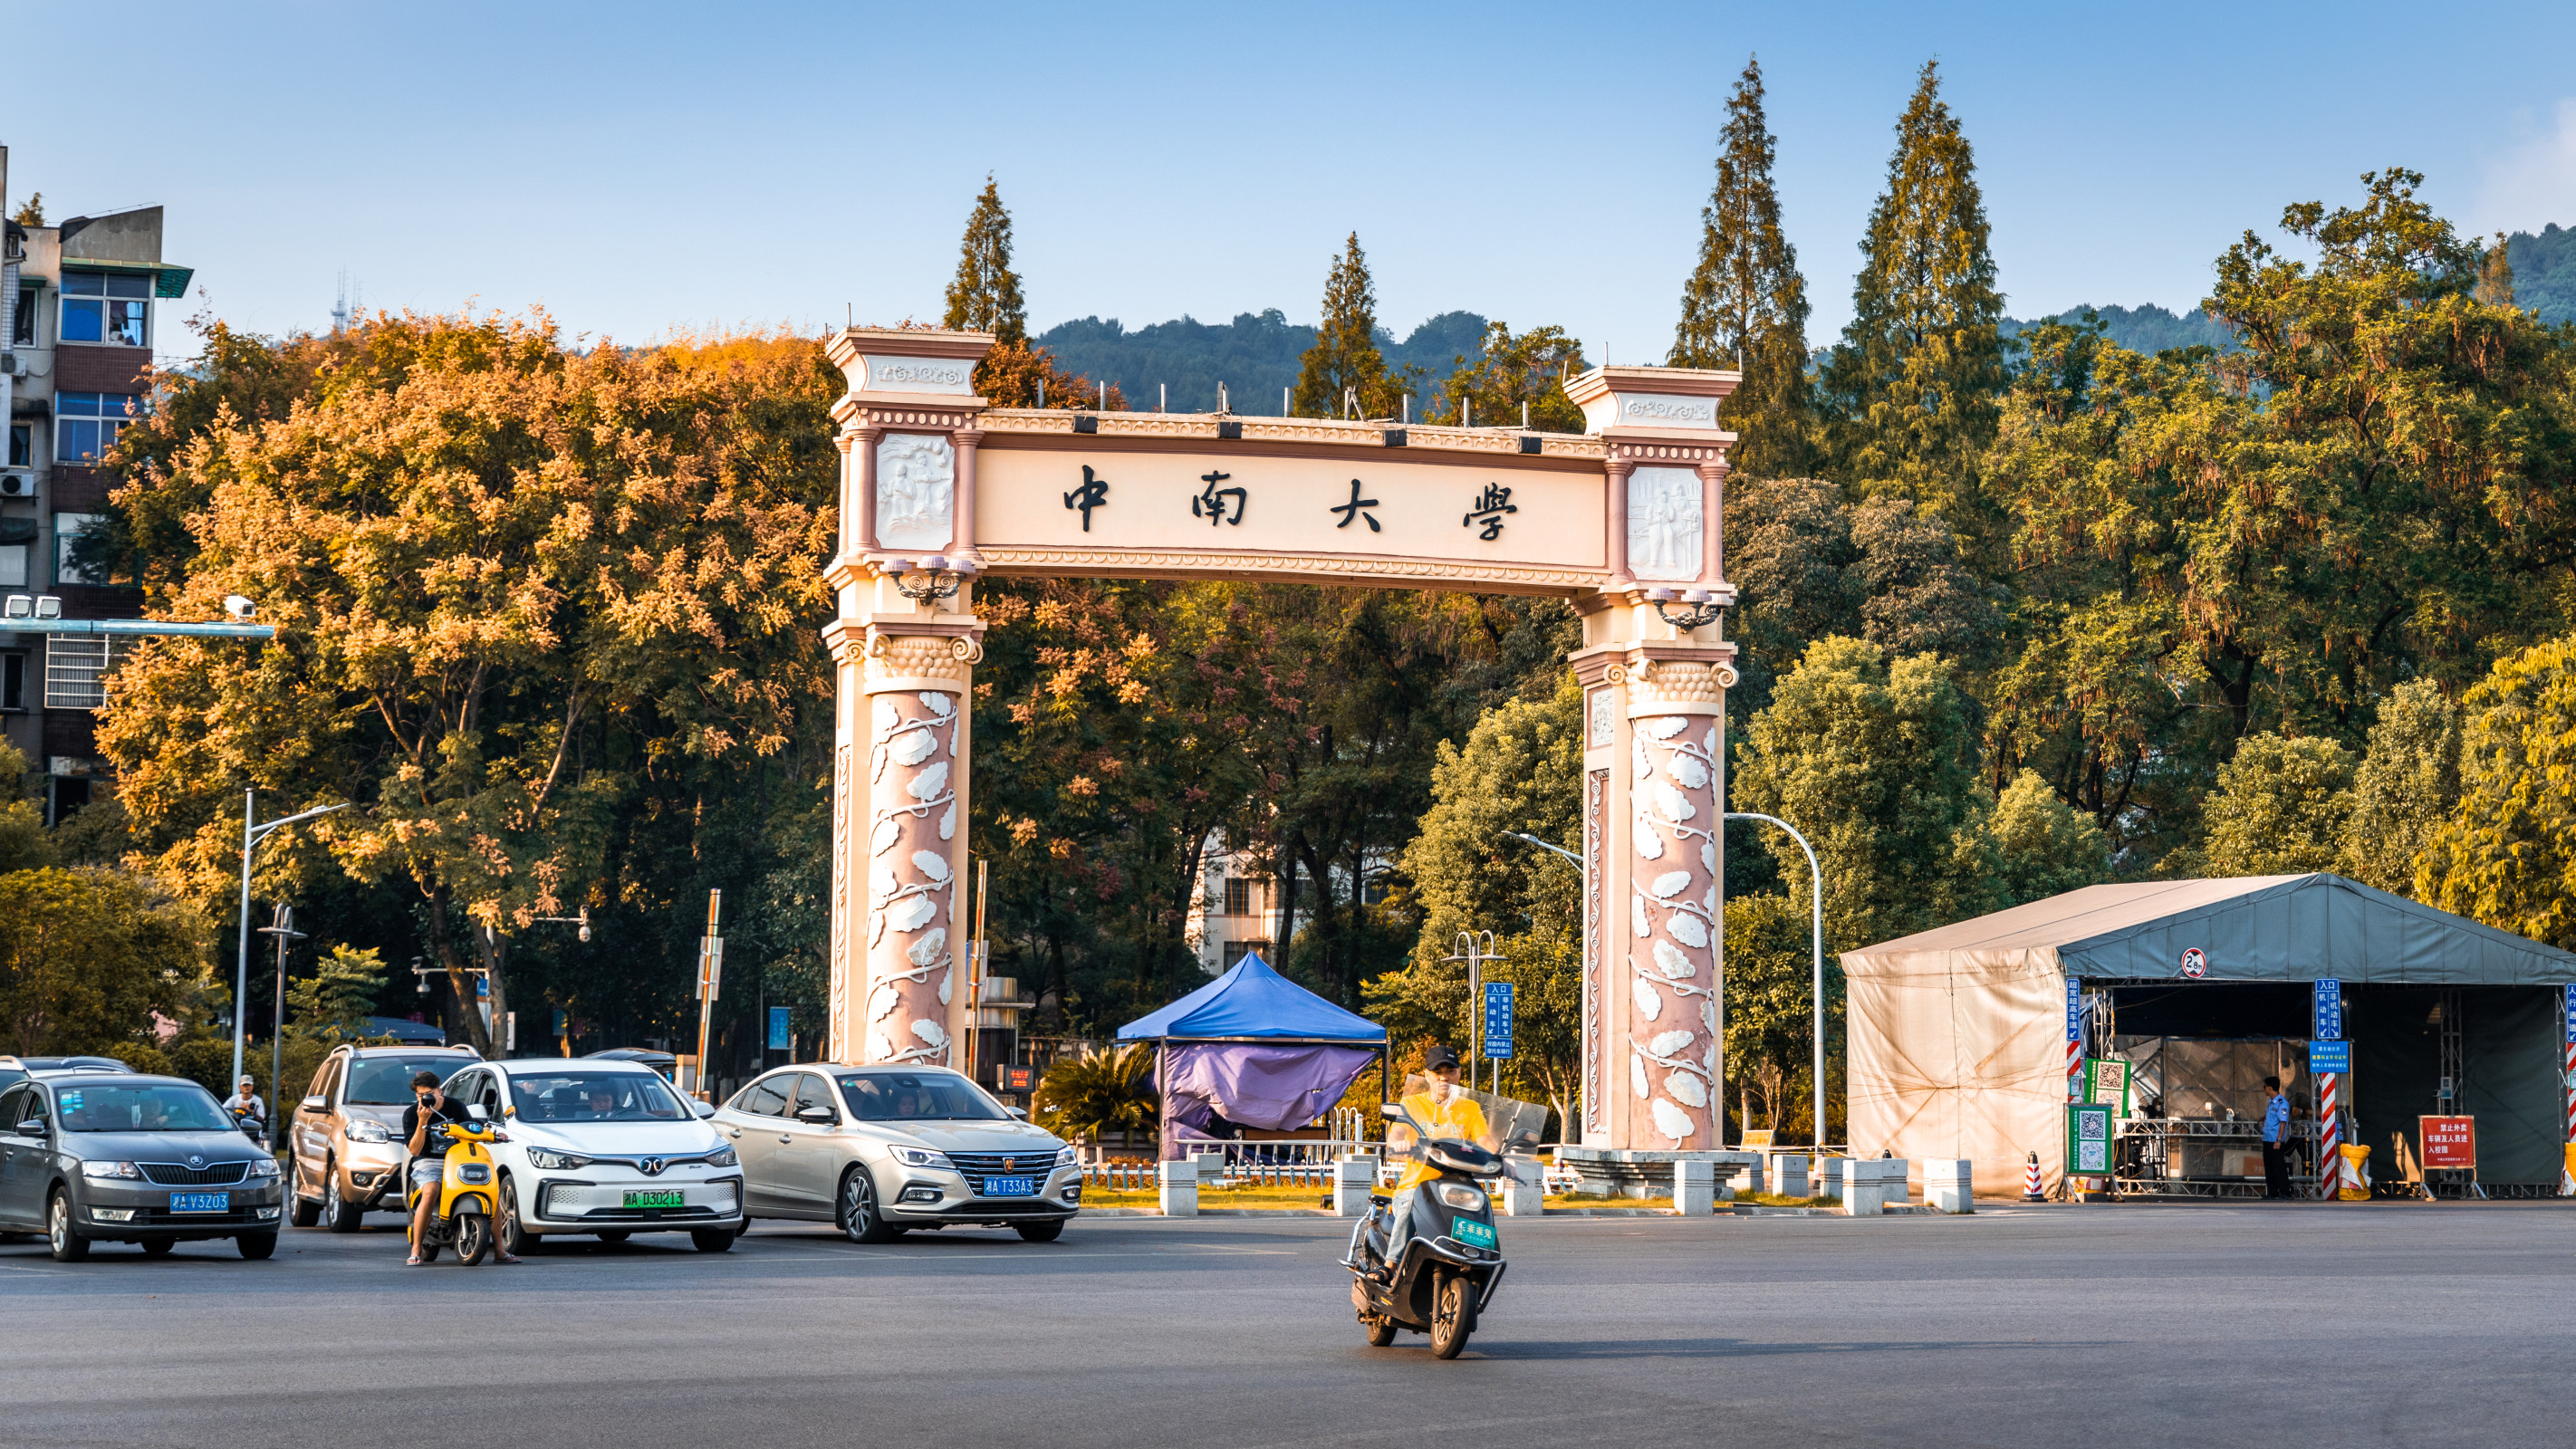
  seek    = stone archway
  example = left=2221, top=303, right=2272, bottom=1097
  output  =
left=821, top=328, right=1739, bottom=1152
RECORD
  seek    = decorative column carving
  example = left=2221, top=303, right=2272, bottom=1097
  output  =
left=1605, top=458, right=1635, bottom=585
left=950, top=426, right=983, bottom=567
left=1620, top=659, right=1732, bottom=1152
left=1697, top=457, right=1727, bottom=583
left=853, top=425, right=884, bottom=554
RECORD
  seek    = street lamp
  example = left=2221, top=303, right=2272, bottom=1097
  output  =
left=231, top=795, right=348, bottom=1089
left=255, top=904, right=307, bottom=1146
left=1725, top=811, right=1827, bottom=1154
left=874, top=555, right=978, bottom=605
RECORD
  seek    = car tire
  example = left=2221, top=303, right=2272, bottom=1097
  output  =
left=690, top=1228, right=736, bottom=1252
left=236, top=1232, right=278, bottom=1261
left=496, top=1177, right=531, bottom=1258
left=288, top=1158, right=322, bottom=1228
left=839, top=1166, right=905, bottom=1244
left=1014, top=1219, right=1066, bottom=1243
left=323, top=1162, right=364, bottom=1233
left=140, top=1237, right=175, bottom=1257
left=46, top=1191, right=89, bottom=1262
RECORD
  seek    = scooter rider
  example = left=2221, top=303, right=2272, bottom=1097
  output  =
left=1377, top=1046, right=1498, bottom=1264
left=223, top=1076, right=267, bottom=1144
left=402, top=1071, right=518, bottom=1266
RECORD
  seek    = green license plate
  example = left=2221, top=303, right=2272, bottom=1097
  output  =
left=623, top=1189, right=685, bottom=1209
left=1450, top=1215, right=1496, bottom=1248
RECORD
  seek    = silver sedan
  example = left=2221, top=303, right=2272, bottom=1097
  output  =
left=713, top=1064, right=1078, bottom=1243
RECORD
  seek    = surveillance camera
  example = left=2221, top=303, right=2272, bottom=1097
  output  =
left=223, top=595, right=256, bottom=622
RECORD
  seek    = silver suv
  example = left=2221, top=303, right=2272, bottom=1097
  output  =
left=284, top=1042, right=481, bottom=1230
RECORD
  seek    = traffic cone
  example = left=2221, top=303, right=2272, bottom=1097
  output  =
left=2023, top=1151, right=2045, bottom=1203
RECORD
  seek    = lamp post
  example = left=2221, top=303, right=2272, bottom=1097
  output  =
left=231, top=795, right=348, bottom=1090
left=1725, top=811, right=1826, bottom=1153
left=255, top=903, right=307, bottom=1147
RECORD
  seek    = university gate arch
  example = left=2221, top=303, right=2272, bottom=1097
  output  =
left=822, top=328, right=1739, bottom=1152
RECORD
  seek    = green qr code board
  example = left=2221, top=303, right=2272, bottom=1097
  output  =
left=2066, top=1103, right=2114, bottom=1176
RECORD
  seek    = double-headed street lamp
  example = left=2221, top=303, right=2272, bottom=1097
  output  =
left=231, top=795, right=347, bottom=1089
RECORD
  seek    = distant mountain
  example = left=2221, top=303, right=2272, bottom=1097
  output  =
left=1999, top=302, right=2237, bottom=356
left=1037, top=310, right=1489, bottom=415
left=2504, top=226, right=2576, bottom=324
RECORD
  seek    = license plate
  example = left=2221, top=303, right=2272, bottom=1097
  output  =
left=1450, top=1215, right=1496, bottom=1248
left=170, top=1192, right=230, bottom=1214
left=983, top=1176, right=1037, bottom=1197
left=622, top=1189, right=685, bottom=1208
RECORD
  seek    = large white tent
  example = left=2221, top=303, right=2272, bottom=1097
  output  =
left=1841, top=874, right=2575, bottom=1196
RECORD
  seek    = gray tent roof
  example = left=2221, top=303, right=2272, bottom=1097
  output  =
left=1843, top=873, right=2576, bottom=984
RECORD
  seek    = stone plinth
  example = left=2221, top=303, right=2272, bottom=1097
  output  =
left=1770, top=1152, right=1811, bottom=1199
left=1922, top=1157, right=1974, bottom=1213
left=1556, top=1146, right=1761, bottom=1200
left=1726, top=1156, right=1766, bottom=1197
left=1842, top=1157, right=1910, bottom=1216
left=1159, top=1158, right=1198, bottom=1217
left=1331, top=1156, right=1377, bottom=1217
left=1816, top=1155, right=1849, bottom=1200
left=1674, top=1158, right=1716, bottom=1215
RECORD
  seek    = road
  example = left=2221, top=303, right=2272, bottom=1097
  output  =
left=2, top=1201, right=2565, bottom=1447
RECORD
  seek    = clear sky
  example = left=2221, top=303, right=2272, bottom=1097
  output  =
left=9, top=1, right=2576, bottom=368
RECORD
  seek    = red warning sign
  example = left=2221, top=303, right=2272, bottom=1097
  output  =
left=2419, top=1116, right=2477, bottom=1170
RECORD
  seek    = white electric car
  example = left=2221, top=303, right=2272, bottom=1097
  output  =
left=438, top=1059, right=745, bottom=1253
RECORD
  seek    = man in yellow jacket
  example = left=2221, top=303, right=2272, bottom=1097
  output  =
left=1378, top=1045, right=1498, bottom=1263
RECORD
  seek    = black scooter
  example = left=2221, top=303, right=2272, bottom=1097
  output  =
left=1344, top=1100, right=1508, bottom=1359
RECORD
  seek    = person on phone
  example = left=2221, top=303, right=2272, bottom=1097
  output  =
left=401, top=1071, right=518, bottom=1266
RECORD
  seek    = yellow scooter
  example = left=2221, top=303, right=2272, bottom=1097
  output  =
left=407, top=1106, right=507, bottom=1266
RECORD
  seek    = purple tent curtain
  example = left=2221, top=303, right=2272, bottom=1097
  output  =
left=1157, top=1042, right=1377, bottom=1160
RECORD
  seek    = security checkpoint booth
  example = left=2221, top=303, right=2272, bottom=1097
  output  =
left=1843, top=874, right=2576, bottom=1200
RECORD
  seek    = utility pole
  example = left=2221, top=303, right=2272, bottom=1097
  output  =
left=255, top=904, right=307, bottom=1147
left=694, top=890, right=723, bottom=1100
left=966, top=859, right=989, bottom=1085
left=1443, top=931, right=1503, bottom=1094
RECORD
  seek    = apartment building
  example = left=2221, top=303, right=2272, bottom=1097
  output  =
left=1185, top=835, right=1398, bottom=976
left=0, top=145, right=192, bottom=821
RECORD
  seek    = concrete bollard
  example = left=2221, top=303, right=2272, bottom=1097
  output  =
left=1159, top=1158, right=1199, bottom=1217
left=1494, top=1155, right=1543, bottom=1216
left=1331, top=1156, right=1377, bottom=1217
left=1674, top=1158, right=1716, bottom=1215
left=1922, top=1157, right=1974, bottom=1213
left=1815, top=1155, right=1848, bottom=1202
left=1842, top=1156, right=1909, bottom=1215
left=1770, top=1153, right=1811, bottom=1200
left=1725, top=1156, right=1766, bottom=1199
left=1188, top=1151, right=1226, bottom=1187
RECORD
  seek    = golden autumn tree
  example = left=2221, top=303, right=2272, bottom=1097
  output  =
left=96, top=313, right=841, bottom=1055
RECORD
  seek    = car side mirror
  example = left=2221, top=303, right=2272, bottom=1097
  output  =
left=15, top=1118, right=46, bottom=1137
left=465, top=1103, right=490, bottom=1121
left=1005, top=1106, right=1028, bottom=1120
left=300, top=1095, right=327, bottom=1112
left=691, top=1099, right=716, bottom=1119
left=795, top=1108, right=836, bottom=1126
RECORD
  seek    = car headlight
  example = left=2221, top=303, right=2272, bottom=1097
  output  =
left=703, top=1147, right=738, bottom=1167
left=246, top=1156, right=281, bottom=1177
left=81, top=1160, right=141, bottom=1180
left=891, top=1146, right=954, bottom=1170
left=346, top=1120, right=391, bottom=1144
left=1433, top=1183, right=1487, bottom=1212
left=524, top=1147, right=591, bottom=1170
left=1054, top=1146, right=1078, bottom=1168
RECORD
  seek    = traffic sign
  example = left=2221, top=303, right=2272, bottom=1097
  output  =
left=2066, top=976, right=2083, bottom=1041
left=2563, top=984, right=2575, bottom=1043
left=2179, top=946, right=2208, bottom=979
left=2420, top=1116, right=2476, bottom=1170
left=2309, top=1039, right=2351, bottom=1074
left=767, top=1006, right=791, bottom=1051
left=2313, top=978, right=2342, bottom=1041
left=1483, top=981, right=1514, bottom=1059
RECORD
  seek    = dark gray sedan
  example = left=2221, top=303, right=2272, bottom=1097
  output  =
left=0, top=1073, right=286, bottom=1260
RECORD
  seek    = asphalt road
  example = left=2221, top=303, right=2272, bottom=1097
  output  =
left=2, top=1200, right=2567, bottom=1447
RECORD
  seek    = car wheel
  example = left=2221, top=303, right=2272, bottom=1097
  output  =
left=839, top=1166, right=904, bottom=1244
left=236, top=1232, right=278, bottom=1261
left=323, top=1163, right=364, bottom=1233
left=46, top=1191, right=89, bottom=1262
left=496, top=1177, right=530, bottom=1257
left=288, top=1159, right=322, bottom=1228
left=690, top=1228, right=736, bottom=1253
left=1014, top=1219, right=1066, bottom=1243
left=140, top=1237, right=175, bottom=1257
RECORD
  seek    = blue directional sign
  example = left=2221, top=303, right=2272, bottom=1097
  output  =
left=2313, top=978, right=2343, bottom=1042
left=2066, top=976, right=2083, bottom=1042
left=1483, top=981, right=1514, bottom=1059
left=2309, top=1040, right=2350, bottom=1074
left=767, top=1006, right=792, bottom=1051
left=2564, top=984, right=2575, bottom=1045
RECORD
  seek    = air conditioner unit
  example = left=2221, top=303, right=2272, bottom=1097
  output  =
left=0, top=473, right=35, bottom=499
left=0, top=353, right=24, bottom=377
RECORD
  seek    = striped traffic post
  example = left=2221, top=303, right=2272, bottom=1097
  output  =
left=2562, top=984, right=2575, bottom=1195
left=2318, top=1070, right=2341, bottom=1199
left=2063, top=977, right=2084, bottom=1200
left=2314, top=979, right=2344, bottom=1201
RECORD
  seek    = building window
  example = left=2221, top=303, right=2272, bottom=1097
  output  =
left=1223, top=877, right=1261, bottom=916
left=44, top=634, right=130, bottom=710
left=11, top=287, right=32, bottom=346
left=0, top=542, right=27, bottom=590
left=53, top=394, right=140, bottom=465
left=1222, top=939, right=1273, bottom=970
left=53, top=512, right=101, bottom=584
left=7, top=422, right=28, bottom=467
left=61, top=273, right=150, bottom=348
left=1, top=651, right=25, bottom=711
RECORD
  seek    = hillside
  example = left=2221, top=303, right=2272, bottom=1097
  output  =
left=1037, top=311, right=1487, bottom=415
left=1999, top=302, right=2236, bottom=355
left=2504, top=225, right=2576, bottom=324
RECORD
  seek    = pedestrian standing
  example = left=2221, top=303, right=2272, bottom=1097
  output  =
left=2260, top=1076, right=2292, bottom=1199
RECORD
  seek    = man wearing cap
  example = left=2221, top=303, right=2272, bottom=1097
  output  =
left=222, top=1076, right=266, bottom=1145
left=1374, top=1046, right=1498, bottom=1268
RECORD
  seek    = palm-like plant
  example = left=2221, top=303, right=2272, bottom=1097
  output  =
left=1033, top=1043, right=1158, bottom=1144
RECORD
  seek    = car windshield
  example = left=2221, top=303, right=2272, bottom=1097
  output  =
left=57, top=1082, right=232, bottom=1133
left=837, top=1071, right=1010, bottom=1122
left=346, top=1056, right=473, bottom=1105
left=510, top=1071, right=687, bottom=1122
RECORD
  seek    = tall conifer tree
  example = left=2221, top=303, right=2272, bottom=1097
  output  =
left=1293, top=234, right=1400, bottom=417
left=1818, top=61, right=2007, bottom=529
left=943, top=176, right=1027, bottom=344
left=1670, top=55, right=1814, bottom=478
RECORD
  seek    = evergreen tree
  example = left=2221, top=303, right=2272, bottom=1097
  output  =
left=1669, top=54, right=1815, bottom=477
left=1293, top=234, right=1400, bottom=418
left=942, top=176, right=1026, bottom=344
left=2337, top=681, right=2462, bottom=897
left=1818, top=61, right=2008, bottom=530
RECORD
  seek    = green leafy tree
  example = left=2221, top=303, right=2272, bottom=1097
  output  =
left=10, top=193, right=39, bottom=226
left=2338, top=681, right=2462, bottom=896
left=1987, top=768, right=2110, bottom=905
left=0, top=740, right=54, bottom=874
left=1431, top=322, right=1586, bottom=431
left=1720, top=889, right=1841, bottom=1145
left=289, top=944, right=389, bottom=1041
left=1669, top=53, right=1816, bottom=478
left=2420, top=637, right=2576, bottom=946
left=1818, top=60, right=2009, bottom=532
left=2476, top=233, right=2516, bottom=308
left=0, top=868, right=204, bottom=1057
left=1292, top=234, right=1405, bottom=419
left=2193, top=734, right=2358, bottom=878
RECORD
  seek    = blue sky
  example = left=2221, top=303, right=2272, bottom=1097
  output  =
left=10, top=1, right=2576, bottom=367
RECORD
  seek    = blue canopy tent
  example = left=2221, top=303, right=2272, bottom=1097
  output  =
left=1117, top=955, right=1387, bottom=1160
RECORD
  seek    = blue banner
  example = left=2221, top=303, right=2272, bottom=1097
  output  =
left=1482, top=981, right=1514, bottom=1059
left=767, top=1005, right=791, bottom=1051
left=2313, top=978, right=2343, bottom=1042
left=2309, top=1039, right=2350, bottom=1074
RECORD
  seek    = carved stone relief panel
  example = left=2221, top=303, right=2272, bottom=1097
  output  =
left=1624, top=714, right=1720, bottom=1149
left=874, top=432, right=956, bottom=552
left=1626, top=465, right=1704, bottom=581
